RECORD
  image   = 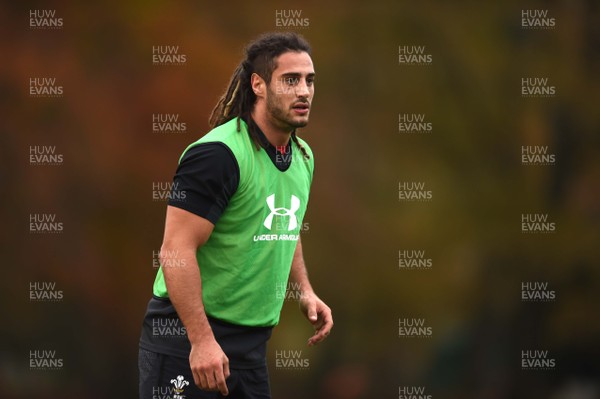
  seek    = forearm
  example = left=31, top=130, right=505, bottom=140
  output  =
left=289, top=237, right=314, bottom=295
left=160, top=246, right=213, bottom=345
left=291, top=237, right=334, bottom=345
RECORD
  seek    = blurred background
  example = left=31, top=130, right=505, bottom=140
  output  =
left=1, top=0, right=599, bottom=398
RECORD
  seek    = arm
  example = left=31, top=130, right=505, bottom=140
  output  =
left=160, top=205, right=229, bottom=396
left=289, top=236, right=333, bottom=346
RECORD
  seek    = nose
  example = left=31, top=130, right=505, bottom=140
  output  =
left=295, top=79, right=310, bottom=98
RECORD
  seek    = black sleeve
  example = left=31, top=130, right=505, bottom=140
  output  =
left=167, top=142, right=240, bottom=224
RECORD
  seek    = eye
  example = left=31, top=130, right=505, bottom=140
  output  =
left=284, top=77, right=299, bottom=86
left=306, top=77, right=315, bottom=86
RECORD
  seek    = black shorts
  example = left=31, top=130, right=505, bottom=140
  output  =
left=138, top=348, right=271, bottom=399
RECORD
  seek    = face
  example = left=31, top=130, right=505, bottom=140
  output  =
left=265, top=51, right=315, bottom=130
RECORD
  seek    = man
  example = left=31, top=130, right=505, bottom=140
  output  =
left=139, top=32, right=333, bottom=399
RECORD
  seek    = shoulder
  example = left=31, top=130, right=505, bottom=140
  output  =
left=200, top=118, right=242, bottom=143
left=179, top=142, right=236, bottom=170
left=179, top=118, right=246, bottom=163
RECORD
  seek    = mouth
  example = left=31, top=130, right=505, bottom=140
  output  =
left=291, top=102, right=310, bottom=115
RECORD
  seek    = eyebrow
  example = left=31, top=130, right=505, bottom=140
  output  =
left=279, top=72, right=316, bottom=78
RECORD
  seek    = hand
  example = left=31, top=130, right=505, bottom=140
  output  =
left=189, top=337, right=230, bottom=396
left=299, top=292, right=333, bottom=346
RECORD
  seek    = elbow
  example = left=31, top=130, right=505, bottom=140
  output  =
left=159, top=244, right=194, bottom=272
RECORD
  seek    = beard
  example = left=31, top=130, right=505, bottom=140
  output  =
left=265, top=87, right=309, bottom=130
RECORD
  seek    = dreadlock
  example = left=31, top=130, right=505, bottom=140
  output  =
left=209, top=32, right=312, bottom=160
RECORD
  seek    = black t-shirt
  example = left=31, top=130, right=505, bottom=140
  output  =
left=140, top=125, right=293, bottom=367
left=167, top=142, right=240, bottom=225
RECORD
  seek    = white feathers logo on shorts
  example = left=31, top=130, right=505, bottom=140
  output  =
left=170, top=375, right=189, bottom=398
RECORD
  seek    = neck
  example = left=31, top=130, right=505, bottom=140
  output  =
left=251, top=108, right=292, bottom=147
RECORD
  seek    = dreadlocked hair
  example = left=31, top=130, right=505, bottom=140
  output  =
left=209, top=32, right=312, bottom=160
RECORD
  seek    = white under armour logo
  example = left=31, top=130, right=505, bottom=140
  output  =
left=263, top=194, right=300, bottom=231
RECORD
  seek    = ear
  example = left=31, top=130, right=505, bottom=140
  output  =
left=251, top=73, right=266, bottom=98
